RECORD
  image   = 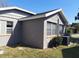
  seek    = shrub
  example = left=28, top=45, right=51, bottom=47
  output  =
left=48, top=37, right=63, bottom=48
left=65, top=27, right=72, bottom=34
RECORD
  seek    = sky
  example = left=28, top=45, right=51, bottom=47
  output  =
left=3, top=0, right=79, bottom=24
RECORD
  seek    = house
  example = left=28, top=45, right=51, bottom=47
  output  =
left=0, top=7, right=68, bottom=49
left=0, top=7, right=36, bottom=46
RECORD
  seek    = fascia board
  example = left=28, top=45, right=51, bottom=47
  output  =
left=19, top=14, right=45, bottom=21
left=0, top=7, right=36, bottom=15
left=45, top=9, right=62, bottom=17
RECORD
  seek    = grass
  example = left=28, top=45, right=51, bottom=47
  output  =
left=0, top=45, right=77, bottom=58
left=0, top=34, right=79, bottom=58
left=71, top=34, right=79, bottom=38
left=0, top=46, right=62, bottom=58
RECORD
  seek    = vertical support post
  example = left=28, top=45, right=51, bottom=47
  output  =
left=57, top=19, right=59, bottom=37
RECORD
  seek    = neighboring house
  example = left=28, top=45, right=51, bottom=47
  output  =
left=0, top=7, right=68, bottom=49
left=70, top=23, right=79, bottom=33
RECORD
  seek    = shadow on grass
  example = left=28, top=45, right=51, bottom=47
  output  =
left=70, top=37, right=79, bottom=43
left=62, top=46, right=79, bottom=58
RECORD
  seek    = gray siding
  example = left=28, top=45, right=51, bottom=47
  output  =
left=46, top=14, right=64, bottom=25
left=7, top=21, right=22, bottom=46
left=21, top=14, right=65, bottom=49
left=0, top=21, right=22, bottom=46
left=43, top=14, right=64, bottom=49
left=0, top=9, right=32, bottom=46
left=22, top=18, right=44, bottom=48
left=0, top=9, right=67, bottom=49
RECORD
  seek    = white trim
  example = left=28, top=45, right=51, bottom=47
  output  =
left=45, top=9, right=62, bottom=17
left=0, top=7, right=36, bottom=15
left=19, top=14, right=45, bottom=21
left=19, top=8, right=66, bottom=22
left=60, top=10, right=68, bottom=24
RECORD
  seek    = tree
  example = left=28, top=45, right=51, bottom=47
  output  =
left=73, top=10, right=79, bottom=33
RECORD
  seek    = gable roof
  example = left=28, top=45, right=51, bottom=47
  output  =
left=20, top=8, right=68, bottom=25
left=36, top=9, right=59, bottom=15
left=0, top=7, right=36, bottom=15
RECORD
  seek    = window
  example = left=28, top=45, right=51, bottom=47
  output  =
left=51, top=24, right=56, bottom=35
left=47, top=22, right=64, bottom=35
left=59, top=25, right=63, bottom=34
left=6, top=21, right=13, bottom=34
left=47, top=22, right=51, bottom=35
left=47, top=22, right=57, bottom=35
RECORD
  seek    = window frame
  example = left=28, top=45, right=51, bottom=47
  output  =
left=6, top=21, right=13, bottom=34
left=47, top=21, right=64, bottom=36
left=47, top=22, right=57, bottom=35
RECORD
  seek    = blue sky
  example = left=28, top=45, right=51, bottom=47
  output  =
left=6, top=0, right=79, bottom=24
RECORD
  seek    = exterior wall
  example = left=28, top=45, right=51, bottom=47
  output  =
left=7, top=21, right=22, bottom=46
left=0, top=9, right=67, bottom=49
left=0, top=10, right=33, bottom=21
left=46, top=14, right=64, bottom=25
left=0, top=10, right=32, bottom=46
left=22, top=18, right=44, bottom=48
left=0, top=35, right=11, bottom=46
left=0, top=21, right=6, bottom=34
left=43, top=14, right=64, bottom=49
left=0, top=20, right=22, bottom=46
left=22, top=14, right=65, bottom=49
